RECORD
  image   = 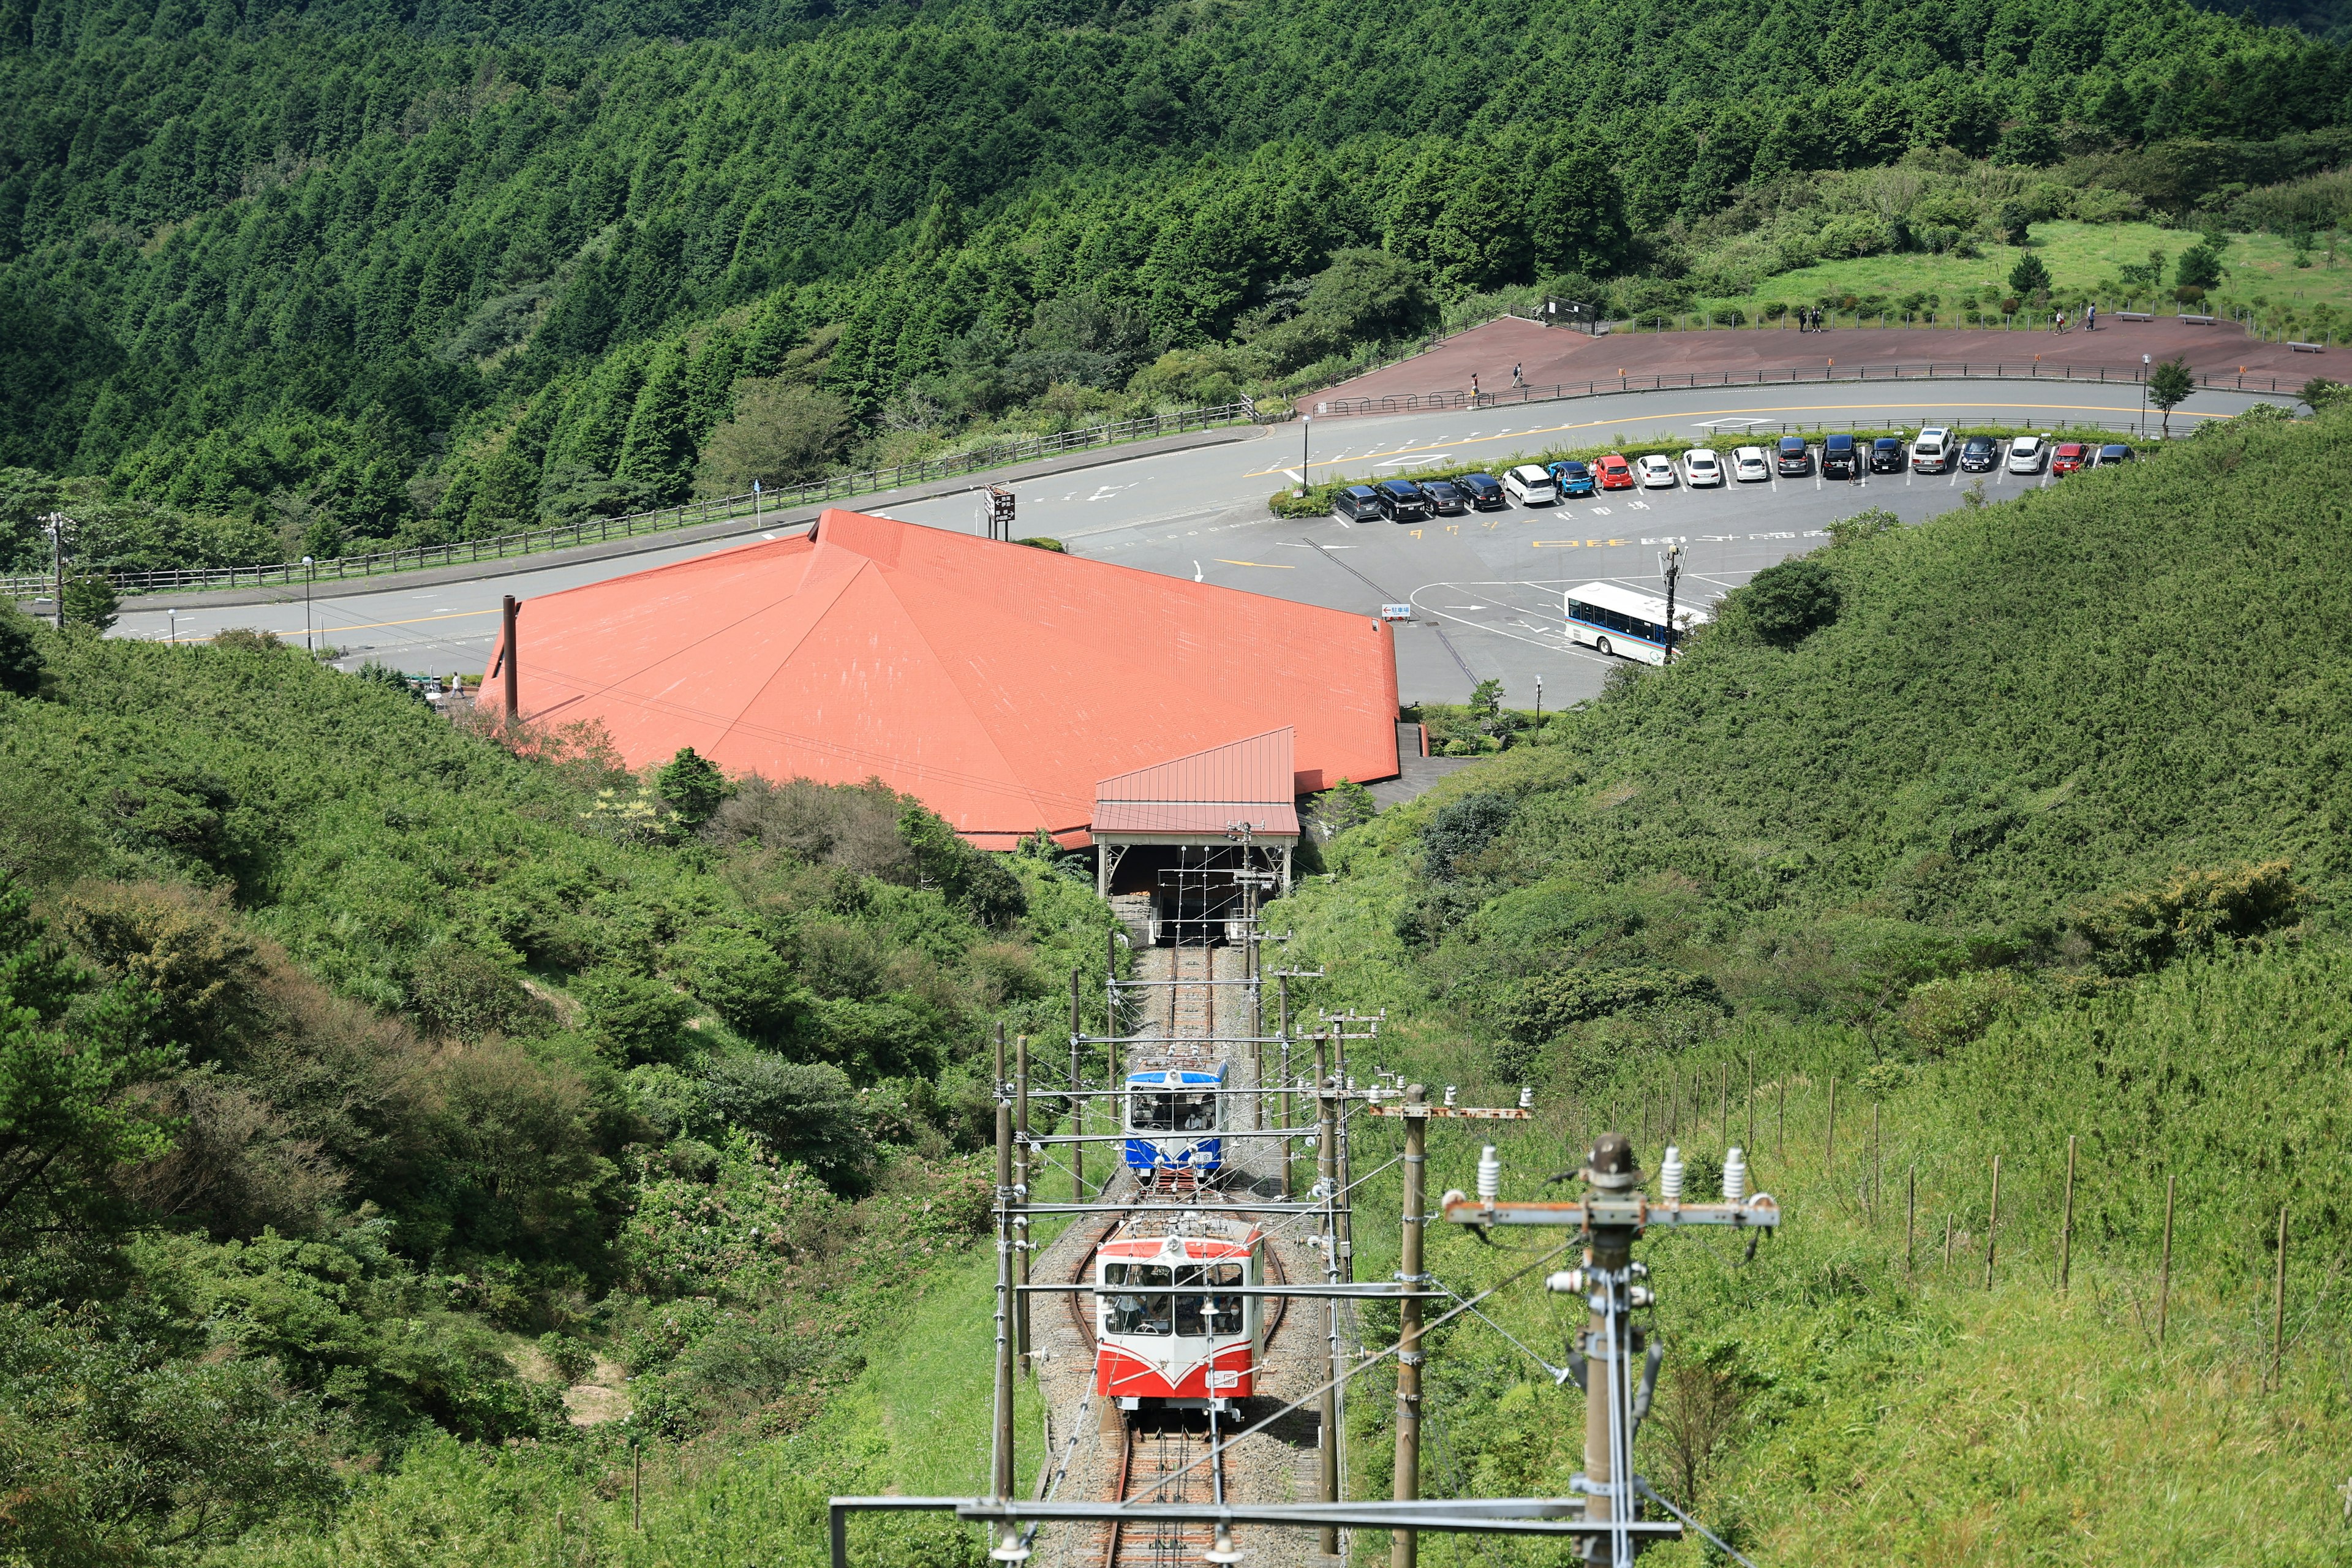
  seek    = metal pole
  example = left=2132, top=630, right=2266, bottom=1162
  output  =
left=1776, top=1077, right=1785, bottom=1160
left=500, top=595, right=519, bottom=720
left=1746, top=1053, right=1755, bottom=1155
left=1014, top=1031, right=1031, bottom=1374
left=1871, top=1101, right=1880, bottom=1218
left=1659, top=541, right=1683, bottom=663
left=1104, top=931, right=1120, bottom=1096
left=992, top=1026, right=1014, bottom=1501
left=2059, top=1135, right=2076, bottom=1294
left=1278, top=973, right=1293, bottom=1199
left=1905, top=1165, right=1916, bottom=1277
left=303, top=557, right=314, bottom=652
left=1335, top=1029, right=1354, bottom=1285
left=2158, top=1175, right=2176, bottom=1344
left=1069, top=970, right=1084, bottom=1200
left=1582, top=1134, right=1640, bottom=1568
left=1719, top=1064, right=1728, bottom=1144
left=1390, top=1085, right=1429, bottom=1568
left=1824, top=1077, right=1836, bottom=1178
left=2269, top=1203, right=2289, bottom=1394
left=1983, top=1155, right=2002, bottom=1291
left=1316, top=1036, right=1340, bottom=1555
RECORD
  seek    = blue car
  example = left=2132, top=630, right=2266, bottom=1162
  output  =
left=1549, top=460, right=1597, bottom=499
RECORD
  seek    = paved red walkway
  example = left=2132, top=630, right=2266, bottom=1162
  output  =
left=1307, top=315, right=2322, bottom=414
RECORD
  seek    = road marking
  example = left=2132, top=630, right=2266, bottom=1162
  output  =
left=1192, top=561, right=1204, bottom=581
left=1281, top=470, right=1303, bottom=483
left=1215, top=559, right=1294, bottom=568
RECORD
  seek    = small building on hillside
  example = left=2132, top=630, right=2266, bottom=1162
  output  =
left=484, top=508, right=1398, bottom=850
left=1092, top=728, right=1300, bottom=929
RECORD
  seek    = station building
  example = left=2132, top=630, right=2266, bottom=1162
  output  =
left=484, top=509, right=1398, bottom=892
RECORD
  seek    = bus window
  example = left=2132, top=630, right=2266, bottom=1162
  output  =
left=1103, top=1262, right=1173, bottom=1335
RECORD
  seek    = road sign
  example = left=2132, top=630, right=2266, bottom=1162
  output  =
left=1380, top=604, right=1412, bottom=620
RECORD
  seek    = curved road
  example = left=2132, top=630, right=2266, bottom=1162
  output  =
left=110, top=380, right=2269, bottom=709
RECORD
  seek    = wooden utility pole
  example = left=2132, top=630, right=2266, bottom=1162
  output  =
left=1871, top=1101, right=1881, bottom=1218
left=1068, top=969, right=1085, bottom=1201
left=2059, top=1136, right=2076, bottom=1294
left=1905, top=1166, right=1916, bottom=1276
left=2269, top=1203, right=2290, bottom=1394
left=1277, top=972, right=1293, bottom=1197
left=2157, top=1175, right=2176, bottom=1344
left=1014, top=1031, right=1031, bottom=1373
left=991, top=1027, right=1015, bottom=1501
left=500, top=595, right=520, bottom=720
left=1984, top=1155, right=2002, bottom=1291
left=1316, top=1036, right=1341, bottom=1555
left=1390, top=1086, right=1430, bottom=1568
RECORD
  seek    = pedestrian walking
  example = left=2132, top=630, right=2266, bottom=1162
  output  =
left=2054, top=309, right=2066, bottom=334
left=1469, top=371, right=1480, bottom=405
left=1512, top=361, right=1523, bottom=387
left=2086, top=303, right=2097, bottom=332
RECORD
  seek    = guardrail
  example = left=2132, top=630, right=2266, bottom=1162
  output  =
left=1304, top=361, right=2284, bottom=419
left=6, top=400, right=1259, bottom=600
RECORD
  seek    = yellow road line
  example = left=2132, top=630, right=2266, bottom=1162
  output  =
left=1212, top=559, right=1295, bottom=568
left=156, top=606, right=502, bottom=644
left=1248, top=400, right=2228, bottom=479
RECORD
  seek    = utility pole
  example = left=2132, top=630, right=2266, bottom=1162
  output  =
left=1068, top=969, right=1084, bottom=1202
left=1438, top=1131, right=1782, bottom=1566
left=500, top=594, right=519, bottom=720
left=47, top=514, right=64, bottom=630
left=1278, top=971, right=1293, bottom=1197
left=991, top=1026, right=1015, bottom=1506
left=301, top=556, right=315, bottom=653
left=1658, top=542, right=1683, bottom=665
left=1316, top=1035, right=1341, bottom=1556
left=1390, top=1085, right=1430, bottom=1568
left=1014, top=1031, right=1031, bottom=1374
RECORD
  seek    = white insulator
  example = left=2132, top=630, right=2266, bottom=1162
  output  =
left=1518, top=1086, right=1534, bottom=1110
left=1444, top=1085, right=1459, bottom=1107
left=1659, top=1145, right=1685, bottom=1203
left=1545, top=1268, right=1586, bottom=1294
left=1723, top=1146, right=1748, bottom=1203
left=1476, top=1144, right=1502, bottom=1204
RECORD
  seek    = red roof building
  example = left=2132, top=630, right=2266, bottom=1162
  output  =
left=486, top=510, right=1398, bottom=848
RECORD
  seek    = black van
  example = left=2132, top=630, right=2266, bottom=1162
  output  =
left=1822, top=433, right=1860, bottom=480
left=1374, top=480, right=1433, bottom=522
left=1333, top=484, right=1384, bottom=522
left=1455, top=472, right=1506, bottom=509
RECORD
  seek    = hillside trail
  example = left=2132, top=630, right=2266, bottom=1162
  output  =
left=1026, top=940, right=1338, bottom=1568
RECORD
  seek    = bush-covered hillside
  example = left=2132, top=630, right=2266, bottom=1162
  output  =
left=0, top=622, right=1115, bottom=1561
left=1264, top=402, right=2352, bottom=1560
left=6, top=0, right=2352, bottom=573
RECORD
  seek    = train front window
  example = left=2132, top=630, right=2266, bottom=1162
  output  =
left=1170, top=1263, right=1245, bottom=1337
left=1102, top=1262, right=1173, bottom=1336
left=1133, top=1091, right=1216, bottom=1133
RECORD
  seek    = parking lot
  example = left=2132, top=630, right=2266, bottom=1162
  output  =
left=108, top=380, right=2275, bottom=710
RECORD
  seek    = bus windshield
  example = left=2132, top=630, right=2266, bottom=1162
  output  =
left=1133, top=1090, right=1216, bottom=1133
left=1102, top=1261, right=1245, bottom=1336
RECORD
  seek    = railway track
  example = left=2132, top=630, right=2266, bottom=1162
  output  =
left=1101, top=1410, right=1226, bottom=1567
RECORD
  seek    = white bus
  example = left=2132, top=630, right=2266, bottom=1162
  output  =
left=1564, top=581, right=1713, bottom=665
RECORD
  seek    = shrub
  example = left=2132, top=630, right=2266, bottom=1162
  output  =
left=1420, top=791, right=1514, bottom=882
left=1735, top=557, right=1841, bottom=646
left=0, top=606, right=41, bottom=698
left=696, top=1055, right=875, bottom=1192
left=1497, top=966, right=1725, bottom=1044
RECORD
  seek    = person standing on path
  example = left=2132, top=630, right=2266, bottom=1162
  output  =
left=1470, top=371, right=1480, bottom=406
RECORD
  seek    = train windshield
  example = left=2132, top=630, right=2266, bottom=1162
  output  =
left=1102, top=1261, right=1245, bottom=1336
left=1132, top=1090, right=1216, bottom=1133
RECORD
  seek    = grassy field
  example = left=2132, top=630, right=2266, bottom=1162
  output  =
left=1694, top=221, right=2352, bottom=326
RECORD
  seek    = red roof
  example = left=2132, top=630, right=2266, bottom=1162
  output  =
left=1095, top=729, right=1301, bottom=839
left=487, top=510, right=1398, bottom=847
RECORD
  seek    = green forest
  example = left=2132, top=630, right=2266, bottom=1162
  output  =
left=7, top=0, right=2352, bottom=575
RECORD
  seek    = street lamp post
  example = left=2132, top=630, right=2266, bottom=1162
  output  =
left=1300, top=415, right=1311, bottom=496
left=301, top=557, right=315, bottom=653
left=1533, top=673, right=1543, bottom=728
left=1659, top=543, right=1684, bottom=665
left=2140, top=353, right=2152, bottom=437
left=46, top=513, right=64, bottom=630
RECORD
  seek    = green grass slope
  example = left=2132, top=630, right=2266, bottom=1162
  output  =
left=1261, top=404, right=2352, bottom=1562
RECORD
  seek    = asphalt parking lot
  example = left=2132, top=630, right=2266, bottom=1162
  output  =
left=107, top=379, right=2274, bottom=710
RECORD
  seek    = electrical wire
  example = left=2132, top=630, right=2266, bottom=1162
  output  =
left=1634, top=1479, right=1758, bottom=1568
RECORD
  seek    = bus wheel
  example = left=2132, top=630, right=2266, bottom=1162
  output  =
left=1595, top=637, right=1613, bottom=658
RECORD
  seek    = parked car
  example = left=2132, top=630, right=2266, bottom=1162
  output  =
left=1374, top=479, right=1433, bottom=522
left=1457, top=472, right=1506, bottom=508
left=2050, top=442, right=2089, bottom=475
left=1502, top=464, right=1558, bottom=505
left=1333, top=484, right=1384, bottom=522
left=2094, top=443, right=2135, bottom=467
left=1635, top=453, right=1678, bottom=488
left=1732, top=446, right=1771, bottom=481
left=1550, top=460, right=1597, bottom=499
left=1683, top=448, right=1725, bottom=487
left=1775, top=435, right=1812, bottom=476
left=1822, top=433, right=1860, bottom=480
left=1596, top=454, right=1635, bottom=491
left=2005, top=435, right=2049, bottom=475
left=1419, top=478, right=1470, bottom=516
left=1869, top=436, right=1907, bottom=473
left=1910, top=426, right=1955, bottom=473
left=1959, top=435, right=2000, bottom=473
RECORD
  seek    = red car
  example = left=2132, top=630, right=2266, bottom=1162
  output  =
left=1596, top=454, right=1635, bottom=491
left=2050, top=442, right=2089, bottom=475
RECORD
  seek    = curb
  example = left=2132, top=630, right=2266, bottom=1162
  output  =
left=21, top=424, right=1267, bottom=616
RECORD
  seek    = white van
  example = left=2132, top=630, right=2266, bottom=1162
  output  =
left=1911, top=426, right=1955, bottom=473
left=1502, top=464, right=1558, bottom=505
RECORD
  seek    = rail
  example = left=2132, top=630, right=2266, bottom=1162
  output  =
left=5, top=399, right=1258, bottom=600
left=1305, top=361, right=2285, bottom=419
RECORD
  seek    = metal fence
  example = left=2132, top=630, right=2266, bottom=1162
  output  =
left=6, top=400, right=1257, bottom=600
left=1306, top=361, right=2290, bottom=419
